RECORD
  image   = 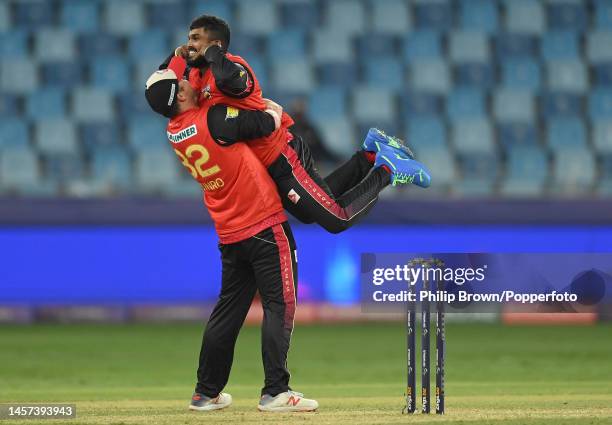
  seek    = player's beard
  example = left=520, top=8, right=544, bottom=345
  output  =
left=187, top=53, right=207, bottom=68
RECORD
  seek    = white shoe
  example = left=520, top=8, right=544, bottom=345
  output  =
left=188, top=392, right=232, bottom=411
left=257, top=390, right=318, bottom=412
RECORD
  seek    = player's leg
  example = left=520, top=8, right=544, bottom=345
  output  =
left=268, top=136, right=380, bottom=233
left=322, top=149, right=374, bottom=198
left=193, top=242, right=257, bottom=406
left=287, top=130, right=374, bottom=198
left=245, top=222, right=318, bottom=411
left=269, top=136, right=429, bottom=233
left=248, top=223, right=296, bottom=396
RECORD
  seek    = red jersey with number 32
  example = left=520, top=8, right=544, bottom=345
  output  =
left=188, top=53, right=294, bottom=167
left=166, top=106, right=286, bottom=243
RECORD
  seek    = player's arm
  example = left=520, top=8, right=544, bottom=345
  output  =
left=207, top=104, right=281, bottom=146
left=158, top=53, right=173, bottom=70
left=158, top=46, right=188, bottom=71
left=203, top=45, right=252, bottom=98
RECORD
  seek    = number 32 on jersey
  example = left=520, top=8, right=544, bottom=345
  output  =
left=174, top=144, right=221, bottom=180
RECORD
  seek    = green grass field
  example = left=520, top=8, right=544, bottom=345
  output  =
left=0, top=323, right=611, bottom=425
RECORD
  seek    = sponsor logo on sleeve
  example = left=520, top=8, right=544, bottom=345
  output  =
left=225, top=107, right=239, bottom=120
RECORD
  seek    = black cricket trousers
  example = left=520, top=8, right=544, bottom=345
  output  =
left=268, top=133, right=390, bottom=233
left=195, top=221, right=297, bottom=398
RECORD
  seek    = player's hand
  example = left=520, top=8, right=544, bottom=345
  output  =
left=263, top=98, right=283, bottom=117
left=263, top=98, right=283, bottom=130
left=174, top=45, right=189, bottom=58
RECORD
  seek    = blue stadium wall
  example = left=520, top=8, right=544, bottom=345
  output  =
left=3, top=200, right=612, bottom=307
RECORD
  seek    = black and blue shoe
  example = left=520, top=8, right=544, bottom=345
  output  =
left=362, top=128, right=415, bottom=159
left=375, top=144, right=431, bottom=188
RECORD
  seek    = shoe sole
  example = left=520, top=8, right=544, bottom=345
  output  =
left=189, top=403, right=231, bottom=412
left=365, top=130, right=415, bottom=160
left=363, top=130, right=387, bottom=150
left=257, top=406, right=318, bottom=413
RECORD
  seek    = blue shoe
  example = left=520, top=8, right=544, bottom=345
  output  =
left=375, top=145, right=431, bottom=188
left=362, top=128, right=415, bottom=159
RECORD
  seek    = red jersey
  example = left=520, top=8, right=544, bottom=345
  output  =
left=167, top=106, right=286, bottom=243
left=188, top=52, right=294, bottom=167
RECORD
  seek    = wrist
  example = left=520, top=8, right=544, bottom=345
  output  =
left=265, top=109, right=281, bottom=130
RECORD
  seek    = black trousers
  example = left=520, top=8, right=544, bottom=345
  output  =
left=268, top=134, right=390, bottom=233
left=195, top=221, right=297, bottom=398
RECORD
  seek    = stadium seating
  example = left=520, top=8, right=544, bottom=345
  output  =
left=414, top=1, right=452, bottom=31
left=493, top=90, right=535, bottom=123
left=91, top=146, right=133, bottom=191
left=268, top=30, right=306, bottom=60
left=497, top=123, right=538, bottom=151
left=324, top=0, right=366, bottom=35
left=281, top=1, right=318, bottom=29
left=42, top=62, right=84, bottom=89
left=446, top=88, right=486, bottom=121
left=452, top=119, right=495, bottom=155
left=541, top=31, right=579, bottom=61
left=61, top=0, right=101, bottom=34
left=543, top=93, right=582, bottom=118
left=1, top=59, right=39, bottom=94
left=104, top=2, right=145, bottom=35
left=26, top=88, right=66, bottom=119
left=593, top=120, right=612, bottom=154
left=35, top=120, right=78, bottom=155
left=501, top=59, right=541, bottom=90
left=0, top=147, right=47, bottom=195
left=0, top=94, right=19, bottom=118
left=459, top=64, right=496, bottom=90
left=402, top=91, right=443, bottom=118
left=237, top=0, right=278, bottom=35
left=149, top=3, right=186, bottom=29
left=0, top=120, right=29, bottom=149
left=589, top=89, right=612, bottom=119
left=372, top=0, right=412, bottom=35
left=547, top=117, right=588, bottom=151
left=449, top=32, right=490, bottom=63
left=14, top=1, right=53, bottom=29
left=128, top=30, right=169, bottom=60
left=134, top=147, right=181, bottom=193
left=1, top=0, right=611, bottom=198
left=409, top=60, right=450, bottom=93
left=191, top=1, right=233, bottom=26
left=407, top=117, right=447, bottom=152
left=308, top=87, right=347, bottom=124
left=34, top=29, right=75, bottom=62
left=403, top=31, right=442, bottom=61
left=505, top=0, right=545, bottom=35
left=71, top=88, right=114, bottom=122
left=0, top=30, right=29, bottom=57
left=500, top=145, right=548, bottom=196
left=547, top=60, right=588, bottom=93
left=81, top=122, right=121, bottom=153
left=551, top=148, right=596, bottom=196
left=495, top=34, right=537, bottom=60
left=417, top=146, right=457, bottom=193
left=460, top=0, right=498, bottom=33
left=0, top=3, right=9, bottom=31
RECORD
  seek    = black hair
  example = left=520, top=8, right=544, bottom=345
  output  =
left=190, top=15, right=231, bottom=49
